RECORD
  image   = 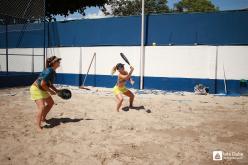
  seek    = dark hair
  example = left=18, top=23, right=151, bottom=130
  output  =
left=46, top=56, right=61, bottom=68
left=46, top=56, right=56, bottom=68
left=116, top=63, right=124, bottom=70
left=111, top=63, right=124, bottom=75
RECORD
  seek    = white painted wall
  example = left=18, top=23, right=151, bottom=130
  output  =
left=8, top=48, right=33, bottom=55
left=0, top=48, right=44, bottom=72
left=82, top=47, right=140, bottom=76
left=1, top=46, right=248, bottom=81
left=0, top=49, right=7, bottom=71
left=144, top=46, right=217, bottom=79
left=47, top=47, right=81, bottom=74
left=217, top=46, right=248, bottom=80
left=0, top=54, right=6, bottom=71
left=47, top=46, right=140, bottom=76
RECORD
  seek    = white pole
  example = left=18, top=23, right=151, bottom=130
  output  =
left=140, top=0, right=145, bottom=89
left=214, top=46, right=218, bottom=94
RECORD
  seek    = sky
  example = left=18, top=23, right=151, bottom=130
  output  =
left=168, top=0, right=248, bottom=10
left=56, top=0, right=248, bottom=21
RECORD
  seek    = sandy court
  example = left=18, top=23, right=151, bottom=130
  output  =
left=0, top=86, right=248, bottom=165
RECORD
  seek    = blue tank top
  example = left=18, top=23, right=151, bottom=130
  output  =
left=36, top=67, right=56, bottom=89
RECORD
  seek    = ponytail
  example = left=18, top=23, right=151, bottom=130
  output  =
left=111, top=65, right=117, bottom=75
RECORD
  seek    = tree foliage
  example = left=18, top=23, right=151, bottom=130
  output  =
left=174, top=0, right=219, bottom=13
left=105, top=0, right=169, bottom=16
left=45, top=0, right=219, bottom=21
left=46, top=0, right=108, bottom=21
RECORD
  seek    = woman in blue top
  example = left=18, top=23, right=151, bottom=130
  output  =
left=30, top=56, right=61, bottom=130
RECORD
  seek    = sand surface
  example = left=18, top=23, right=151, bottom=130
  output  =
left=0, top=86, right=247, bottom=165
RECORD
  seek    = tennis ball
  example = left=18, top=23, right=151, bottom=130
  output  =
left=152, top=42, right=156, bottom=46
left=146, top=109, right=151, bottom=113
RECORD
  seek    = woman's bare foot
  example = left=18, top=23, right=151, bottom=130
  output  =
left=37, top=126, right=43, bottom=131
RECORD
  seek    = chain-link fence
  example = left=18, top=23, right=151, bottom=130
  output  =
left=0, top=0, right=45, bottom=74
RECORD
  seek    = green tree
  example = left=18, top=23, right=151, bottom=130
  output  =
left=46, top=0, right=108, bottom=21
left=174, top=0, right=219, bottom=12
left=105, top=0, right=169, bottom=16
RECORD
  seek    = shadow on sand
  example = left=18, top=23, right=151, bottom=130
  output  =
left=43, top=117, right=93, bottom=128
left=122, top=106, right=151, bottom=113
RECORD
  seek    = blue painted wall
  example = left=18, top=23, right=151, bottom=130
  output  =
left=146, top=11, right=248, bottom=45
left=1, top=11, right=248, bottom=94
left=56, top=73, right=248, bottom=94
left=0, top=72, right=39, bottom=88
left=0, top=24, right=46, bottom=48
left=1, top=10, right=248, bottom=48
left=1, top=72, right=247, bottom=94
left=54, top=73, right=247, bottom=94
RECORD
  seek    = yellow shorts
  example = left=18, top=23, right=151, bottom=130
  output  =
left=30, top=85, right=50, bottom=101
left=113, top=85, right=128, bottom=95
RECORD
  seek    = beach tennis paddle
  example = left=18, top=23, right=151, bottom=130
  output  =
left=57, top=89, right=72, bottom=100
left=120, top=53, right=135, bottom=85
left=120, top=53, right=130, bottom=66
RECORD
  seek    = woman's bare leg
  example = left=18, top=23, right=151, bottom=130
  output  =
left=42, top=96, right=54, bottom=121
left=123, top=90, right=134, bottom=107
left=35, top=99, right=46, bottom=130
left=115, top=94, right=123, bottom=112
